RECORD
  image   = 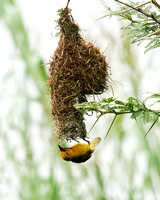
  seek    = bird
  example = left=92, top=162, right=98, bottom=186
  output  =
left=58, top=137, right=101, bottom=163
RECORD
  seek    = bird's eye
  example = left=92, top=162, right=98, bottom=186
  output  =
left=65, top=150, right=70, bottom=155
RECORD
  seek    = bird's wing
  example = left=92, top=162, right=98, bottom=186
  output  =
left=90, top=137, right=101, bottom=149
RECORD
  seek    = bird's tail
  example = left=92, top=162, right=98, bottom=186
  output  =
left=90, top=137, right=101, bottom=149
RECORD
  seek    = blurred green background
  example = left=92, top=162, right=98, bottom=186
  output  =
left=0, top=0, right=160, bottom=200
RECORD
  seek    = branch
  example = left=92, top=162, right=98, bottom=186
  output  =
left=75, top=96, right=160, bottom=138
left=97, top=1, right=150, bottom=20
left=152, top=0, right=160, bottom=9
left=66, top=0, right=70, bottom=8
left=146, top=29, right=160, bottom=37
left=117, top=1, right=150, bottom=15
left=88, top=114, right=102, bottom=134
left=144, top=120, right=157, bottom=137
left=133, top=29, right=160, bottom=43
left=135, top=118, right=144, bottom=134
left=115, top=0, right=160, bottom=24
left=102, top=111, right=132, bottom=115
left=104, top=114, right=117, bottom=140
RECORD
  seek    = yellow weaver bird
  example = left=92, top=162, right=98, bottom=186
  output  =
left=58, top=137, right=101, bottom=163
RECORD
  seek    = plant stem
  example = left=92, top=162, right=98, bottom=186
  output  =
left=104, top=114, right=117, bottom=140
left=146, top=29, right=160, bottom=37
left=88, top=114, right=102, bottom=134
left=102, top=111, right=132, bottom=115
left=144, top=120, right=157, bottom=137
left=115, top=0, right=160, bottom=24
left=152, top=0, right=160, bottom=9
left=135, top=118, right=144, bottom=134
left=66, top=0, right=70, bottom=8
left=117, top=1, right=151, bottom=15
left=98, top=1, right=150, bottom=20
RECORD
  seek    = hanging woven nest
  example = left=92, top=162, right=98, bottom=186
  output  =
left=48, top=7, right=110, bottom=141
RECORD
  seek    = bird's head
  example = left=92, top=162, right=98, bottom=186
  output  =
left=58, top=145, right=73, bottom=161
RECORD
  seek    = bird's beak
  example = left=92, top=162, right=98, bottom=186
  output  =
left=58, top=145, right=66, bottom=152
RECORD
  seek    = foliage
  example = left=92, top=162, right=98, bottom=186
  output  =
left=75, top=95, right=160, bottom=135
left=101, top=0, right=160, bottom=53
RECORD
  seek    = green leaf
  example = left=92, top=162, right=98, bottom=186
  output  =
left=114, top=100, right=125, bottom=105
left=103, top=97, right=115, bottom=103
left=143, top=111, right=150, bottom=123
left=131, top=110, right=143, bottom=119
left=145, top=42, right=160, bottom=53
left=144, top=93, right=160, bottom=102
left=107, top=2, right=160, bottom=53
left=149, top=100, right=160, bottom=107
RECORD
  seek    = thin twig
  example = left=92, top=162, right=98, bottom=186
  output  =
left=100, top=0, right=112, bottom=11
left=88, top=114, right=102, bottom=134
left=115, top=0, right=160, bottom=24
left=144, top=120, right=157, bottom=137
left=66, top=0, right=70, bottom=8
left=135, top=118, right=144, bottom=134
left=104, top=114, right=117, bottom=140
left=102, top=110, right=132, bottom=115
left=117, top=1, right=151, bottom=14
left=146, top=29, right=160, bottom=37
left=133, top=29, right=160, bottom=43
left=152, top=0, right=160, bottom=9
left=98, top=1, right=150, bottom=20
